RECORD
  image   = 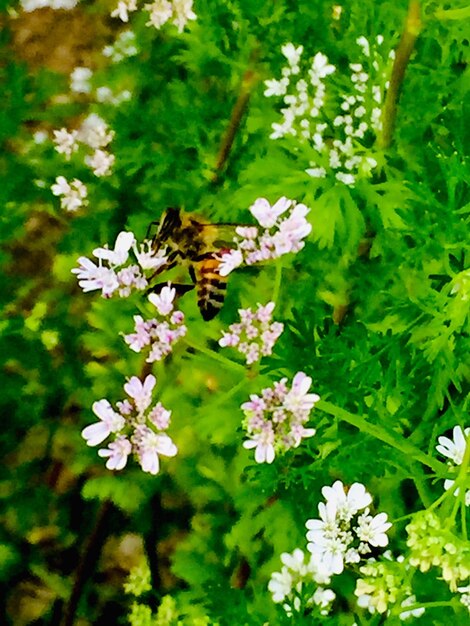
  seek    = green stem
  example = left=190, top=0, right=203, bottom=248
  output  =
left=434, top=6, right=470, bottom=21
left=317, top=399, right=447, bottom=474
left=413, top=472, right=434, bottom=508
left=391, top=600, right=455, bottom=616
left=183, top=338, right=246, bottom=373
left=206, top=376, right=249, bottom=409
left=379, top=0, right=422, bottom=148
left=271, top=258, right=283, bottom=305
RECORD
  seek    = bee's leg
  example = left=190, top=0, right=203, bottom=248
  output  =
left=145, top=220, right=161, bottom=240
left=189, top=265, right=197, bottom=284
left=147, top=282, right=195, bottom=296
left=147, top=250, right=182, bottom=282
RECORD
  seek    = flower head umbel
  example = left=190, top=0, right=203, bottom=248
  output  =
left=436, top=425, right=470, bottom=506
left=70, top=67, right=93, bottom=94
left=103, top=30, right=138, bottom=63
left=219, top=302, right=284, bottom=365
left=143, top=0, right=196, bottom=32
left=51, top=114, right=115, bottom=189
left=72, top=231, right=168, bottom=299
left=51, top=176, right=88, bottom=212
left=124, top=284, right=187, bottom=362
left=354, top=558, right=424, bottom=618
left=268, top=548, right=335, bottom=617
left=242, top=372, right=319, bottom=463
left=265, top=36, right=394, bottom=186
left=218, top=197, right=312, bottom=276
left=306, top=481, right=392, bottom=576
left=53, top=128, right=78, bottom=159
left=82, top=374, right=177, bottom=474
left=406, top=510, right=470, bottom=591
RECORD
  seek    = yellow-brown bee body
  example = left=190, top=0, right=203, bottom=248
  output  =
left=149, top=208, right=235, bottom=320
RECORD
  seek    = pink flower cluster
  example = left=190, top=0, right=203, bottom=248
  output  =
left=124, top=284, right=187, bottom=362
left=219, top=302, right=284, bottom=365
left=72, top=231, right=168, bottom=298
left=82, top=374, right=177, bottom=474
left=218, top=197, right=312, bottom=276
left=242, top=372, right=319, bottom=463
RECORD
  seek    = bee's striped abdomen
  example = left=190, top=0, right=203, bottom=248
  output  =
left=195, top=256, right=227, bottom=321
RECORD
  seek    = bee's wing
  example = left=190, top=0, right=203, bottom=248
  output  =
left=195, top=222, right=240, bottom=250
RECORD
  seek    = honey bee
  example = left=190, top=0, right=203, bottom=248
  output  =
left=147, top=207, right=237, bottom=320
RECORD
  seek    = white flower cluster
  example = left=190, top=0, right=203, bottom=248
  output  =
left=70, top=66, right=133, bottom=105
left=111, top=0, right=196, bottom=32
left=219, top=302, right=283, bottom=365
left=82, top=374, right=177, bottom=474
left=268, top=549, right=335, bottom=617
left=96, top=87, right=132, bottom=106
left=436, top=425, right=470, bottom=506
left=70, top=67, right=93, bottom=94
left=268, top=483, right=394, bottom=618
left=306, top=481, right=392, bottom=575
left=242, top=372, right=319, bottom=463
left=51, top=176, right=87, bottom=212
left=72, top=231, right=168, bottom=298
left=265, top=37, right=394, bottom=186
left=124, top=284, right=187, bottom=363
left=53, top=114, right=115, bottom=177
left=103, top=30, right=138, bottom=63
left=218, top=197, right=312, bottom=277
left=20, top=0, right=78, bottom=11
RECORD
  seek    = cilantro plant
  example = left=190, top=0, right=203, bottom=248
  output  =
left=1, top=1, right=469, bottom=625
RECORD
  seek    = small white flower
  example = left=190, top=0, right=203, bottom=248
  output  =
left=355, top=510, right=392, bottom=547
left=436, top=426, right=469, bottom=465
left=148, top=284, right=176, bottom=315
left=53, top=128, right=78, bottom=159
left=93, top=231, right=135, bottom=266
left=336, top=171, right=356, bottom=186
left=33, top=130, right=48, bottom=144
left=82, top=399, right=126, bottom=446
left=283, top=371, right=319, bottom=413
left=85, top=149, right=115, bottom=177
left=133, top=241, right=168, bottom=270
left=281, top=43, right=303, bottom=67
left=218, top=249, right=243, bottom=277
left=264, top=78, right=289, bottom=97
left=111, top=0, right=137, bottom=21
left=124, top=374, right=156, bottom=415
left=78, top=114, right=114, bottom=149
left=268, top=567, right=293, bottom=602
left=243, top=428, right=275, bottom=464
left=136, top=430, right=177, bottom=475
left=51, top=176, right=70, bottom=197
left=98, top=435, right=132, bottom=470
left=313, top=587, right=336, bottom=612
left=250, top=197, right=292, bottom=228
left=72, top=257, right=119, bottom=296
left=51, top=177, right=88, bottom=212
left=96, top=86, right=114, bottom=102
left=306, top=501, right=339, bottom=543
left=321, top=481, right=372, bottom=520
left=306, top=165, right=327, bottom=178
left=310, top=52, right=336, bottom=80
left=70, top=67, right=92, bottom=94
